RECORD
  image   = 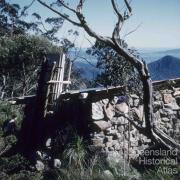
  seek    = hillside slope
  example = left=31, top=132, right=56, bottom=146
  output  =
left=148, top=55, right=180, bottom=81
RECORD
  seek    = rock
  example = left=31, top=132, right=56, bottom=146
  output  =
left=94, top=131, right=105, bottom=138
left=112, top=96, right=119, bottom=104
left=153, top=91, right=162, bottom=101
left=105, top=129, right=117, bottom=135
left=130, top=94, right=139, bottom=99
left=46, top=138, right=51, bottom=149
left=112, top=140, right=119, bottom=146
left=164, top=122, right=172, bottom=129
left=92, top=102, right=104, bottom=120
left=114, top=143, right=121, bottom=151
left=35, top=160, right=45, bottom=171
left=175, top=96, right=180, bottom=106
left=54, top=159, right=61, bottom=168
left=102, top=98, right=109, bottom=105
left=93, top=120, right=111, bottom=131
left=106, top=142, right=113, bottom=147
left=105, top=136, right=113, bottom=142
left=79, top=92, right=88, bottom=99
left=103, top=170, right=114, bottom=180
left=2, top=117, right=17, bottom=135
left=104, top=103, right=115, bottom=120
left=36, top=151, right=42, bottom=159
left=173, top=88, right=180, bottom=97
left=133, top=99, right=140, bottom=107
left=163, top=93, right=174, bottom=104
left=115, top=102, right=129, bottom=114
left=160, top=108, right=175, bottom=117
left=161, top=117, right=170, bottom=122
left=131, top=139, right=138, bottom=147
left=161, top=89, right=173, bottom=94
left=128, top=97, right=134, bottom=107
left=164, top=102, right=180, bottom=111
left=153, top=101, right=163, bottom=111
left=91, top=138, right=104, bottom=147
left=132, top=106, right=143, bottom=121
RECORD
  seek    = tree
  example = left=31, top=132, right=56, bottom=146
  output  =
left=37, top=0, right=180, bottom=153
left=87, top=40, right=142, bottom=94
left=0, top=0, right=65, bottom=42
left=0, top=35, right=62, bottom=98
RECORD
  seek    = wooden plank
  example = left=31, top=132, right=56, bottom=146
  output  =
left=47, top=80, right=71, bottom=84
left=9, top=95, right=36, bottom=105
left=43, top=61, right=56, bottom=117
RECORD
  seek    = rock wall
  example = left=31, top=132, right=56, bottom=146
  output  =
left=88, top=79, right=180, bottom=160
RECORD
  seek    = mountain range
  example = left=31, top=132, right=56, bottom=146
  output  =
left=72, top=48, right=180, bottom=81
left=148, top=55, right=180, bottom=81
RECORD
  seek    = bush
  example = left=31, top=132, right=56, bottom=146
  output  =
left=0, top=35, right=62, bottom=98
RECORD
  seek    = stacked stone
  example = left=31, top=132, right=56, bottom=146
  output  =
left=153, top=87, right=180, bottom=142
left=89, top=85, right=180, bottom=160
left=90, top=95, right=149, bottom=160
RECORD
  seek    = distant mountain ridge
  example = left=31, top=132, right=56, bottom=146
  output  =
left=71, top=49, right=180, bottom=81
left=148, top=55, right=180, bottom=81
left=156, top=49, right=180, bottom=54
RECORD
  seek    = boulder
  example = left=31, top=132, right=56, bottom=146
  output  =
left=130, top=94, right=139, bottom=99
left=35, top=160, right=45, bottom=171
left=160, top=108, right=175, bottom=117
left=173, top=88, right=180, bottom=97
left=115, top=102, right=129, bottom=114
left=164, top=102, right=180, bottom=111
left=104, top=103, right=115, bottom=120
left=46, top=138, right=51, bottom=149
left=134, top=99, right=140, bottom=107
left=153, top=91, right=162, bottom=101
left=93, top=120, right=112, bottom=131
left=79, top=92, right=88, bottom=99
left=92, top=102, right=104, bottom=120
left=132, top=106, right=143, bottom=121
left=153, top=101, right=163, bottom=111
left=163, top=93, right=174, bottom=104
left=161, top=117, right=170, bottom=122
left=54, top=159, right=61, bottom=168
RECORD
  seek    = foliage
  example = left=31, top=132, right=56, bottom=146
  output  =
left=63, top=135, right=87, bottom=169
left=0, top=155, right=42, bottom=180
left=142, top=162, right=180, bottom=180
left=0, top=35, right=62, bottom=98
left=87, top=40, right=142, bottom=94
left=0, top=0, right=64, bottom=42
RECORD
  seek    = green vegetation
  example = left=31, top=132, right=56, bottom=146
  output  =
left=0, top=35, right=62, bottom=98
left=87, top=40, right=142, bottom=94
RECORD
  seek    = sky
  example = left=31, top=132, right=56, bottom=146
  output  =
left=11, top=0, right=180, bottom=49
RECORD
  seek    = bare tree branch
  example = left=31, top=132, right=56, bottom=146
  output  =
left=37, top=0, right=82, bottom=27
left=75, top=7, right=113, bottom=45
left=123, top=22, right=142, bottom=38
left=57, top=0, right=77, bottom=13
left=19, top=0, right=36, bottom=18
left=124, top=0, right=132, bottom=13
left=111, top=0, right=124, bottom=21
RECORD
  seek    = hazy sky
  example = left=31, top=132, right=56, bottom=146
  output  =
left=13, top=0, right=180, bottom=49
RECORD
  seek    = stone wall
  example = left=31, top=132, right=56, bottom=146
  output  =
left=56, top=78, right=180, bottom=161
left=87, top=78, right=180, bottom=160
